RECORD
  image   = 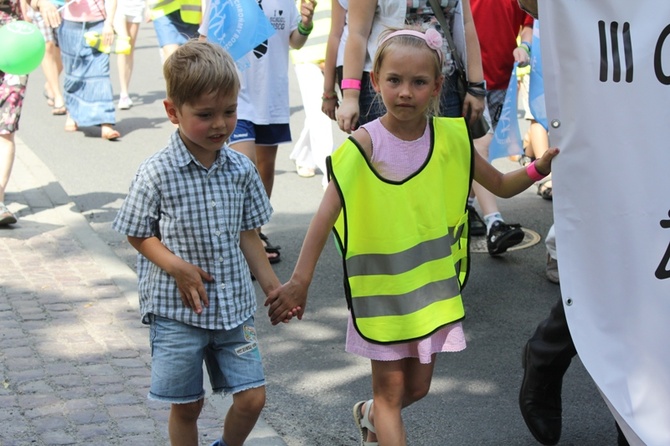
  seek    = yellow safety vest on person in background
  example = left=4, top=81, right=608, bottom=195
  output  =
left=149, top=0, right=201, bottom=24
left=328, top=117, right=473, bottom=344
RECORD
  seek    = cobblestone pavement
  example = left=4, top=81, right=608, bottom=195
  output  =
left=0, top=138, right=285, bottom=446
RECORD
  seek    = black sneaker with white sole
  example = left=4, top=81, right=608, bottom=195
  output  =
left=487, top=220, right=524, bottom=255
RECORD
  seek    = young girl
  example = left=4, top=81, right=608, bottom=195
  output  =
left=266, top=27, right=558, bottom=445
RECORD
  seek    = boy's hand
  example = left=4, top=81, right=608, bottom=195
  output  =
left=535, top=147, right=560, bottom=176
left=265, top=280, right=308, bottom=326
left=172, top=260, right=214, bottom=314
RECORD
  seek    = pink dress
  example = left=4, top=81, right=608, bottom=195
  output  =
left=344, top=118, right=467, bottom=365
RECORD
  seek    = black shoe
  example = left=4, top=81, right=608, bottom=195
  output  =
left=487, top=220, right=524, bottom=255
left=519, top=343, right=563, bottom=446
left=616, top=422, right=630, bottom=446
left=468, top=205, right=486, bottom=236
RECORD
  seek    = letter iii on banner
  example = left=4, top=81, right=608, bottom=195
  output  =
left=541, top=1, right=670, bottom=444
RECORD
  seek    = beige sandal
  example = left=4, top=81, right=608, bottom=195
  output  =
left=353, top=399, right=377, bottom=446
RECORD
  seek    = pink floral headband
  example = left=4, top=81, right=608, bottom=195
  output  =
left=379, top=28, right=444, bottom=65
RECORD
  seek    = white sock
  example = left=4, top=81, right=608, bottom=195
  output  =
left=484, top=212, right=503, bottom=233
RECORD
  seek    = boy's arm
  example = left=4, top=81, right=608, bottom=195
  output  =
left=128, top=235, right=213, bottom=314
left=239, top=229, right=281, bottom=296
left=265, top=182, right=342, bottom=325
left=289, top=0, right=315, bottom=49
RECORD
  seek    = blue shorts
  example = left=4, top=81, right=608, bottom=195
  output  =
left=228, top=120, right=292, bottom=146
left=152, top=10, right=199, bottom=48
left=148, top=315, right=265, bottom=403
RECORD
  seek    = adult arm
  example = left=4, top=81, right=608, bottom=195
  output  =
left=322, top=0, right=346, bottom=120
left=461, top=0, right=485, bottom=124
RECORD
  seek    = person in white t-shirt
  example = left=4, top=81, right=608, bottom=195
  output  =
left=200, top=0, right=316, bottom=263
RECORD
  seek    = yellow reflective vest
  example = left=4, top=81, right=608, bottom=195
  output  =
left=149, top=0, right=201, bottom=24
left=328, top=117, right=473, bottom=344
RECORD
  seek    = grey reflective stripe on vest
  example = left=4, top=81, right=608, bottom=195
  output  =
left=345, top=231, right=455, bottom=277
left=151, top=0, right=173, bottom=9
left=350, top=276, right=461, bottom=318
left=181, top=4, right=200, bottom=12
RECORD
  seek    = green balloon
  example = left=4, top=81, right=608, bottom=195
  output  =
left=0, top=20, right=46, bottom=75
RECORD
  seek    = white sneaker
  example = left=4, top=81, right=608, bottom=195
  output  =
left=118, top=95, right=133, bottom=110
left=296, top=165, right=316, bottom=178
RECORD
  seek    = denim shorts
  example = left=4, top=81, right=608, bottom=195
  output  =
left=148, top=315, right=265, bottom=403
left=152, top=10, right=199, bottom=48
left=228, top=119, right=292, bottom=146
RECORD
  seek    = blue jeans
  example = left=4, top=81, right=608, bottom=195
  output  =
left=148, top=315, right=265, bottom=403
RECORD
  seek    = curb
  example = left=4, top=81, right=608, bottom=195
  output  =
left=12, top=136, right=288, bottom=446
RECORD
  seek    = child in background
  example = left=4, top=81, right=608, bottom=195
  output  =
left=113, top=41, right=286, bottom=446
left=266, top=28, right=558, bottom=445
left=199, top=0, right=316, bottom=263
left=113, top=0, right=145, bottom=109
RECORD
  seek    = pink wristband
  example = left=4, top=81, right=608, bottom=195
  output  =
left=526, top=161, right=548, bottom=182
left=341, top=78, right=362, bottom=90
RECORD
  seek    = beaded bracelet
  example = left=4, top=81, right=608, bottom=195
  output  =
left=526, top=161, right=548, bottom=182
left=298, top=22, right=313, bottom=36
left=322, top=92, right=338, bottom=101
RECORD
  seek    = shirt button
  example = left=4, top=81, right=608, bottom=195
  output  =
left=219, top=256, right=224, bottom=263
left=220, top=283, right=226, bottom=290
left=211, top=200, right=217, bottom=207
left=215, top=230, right=221, bottom=237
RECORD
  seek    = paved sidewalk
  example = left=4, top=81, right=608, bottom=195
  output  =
left=0, top=137, right=286, bottom=446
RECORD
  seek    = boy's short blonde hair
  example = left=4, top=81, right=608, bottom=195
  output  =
left=163, top=40, right=240, bottom=109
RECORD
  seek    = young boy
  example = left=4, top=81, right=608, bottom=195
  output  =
left=112, top=40, right=283, bottom=446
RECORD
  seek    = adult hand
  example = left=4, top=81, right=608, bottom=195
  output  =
left=35, top=0, right=62, bottom=28
left=462, top=93, right=485, bottom=127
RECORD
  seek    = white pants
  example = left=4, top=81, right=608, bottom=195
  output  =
left=546, top=224, right=557, bottom=260
left=290, top=62, right=335, bottom=186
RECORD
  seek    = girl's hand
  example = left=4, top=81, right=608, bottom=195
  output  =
left=265, top=280, right=308, bottom=325
left=535, top=147, right=560, bottom=175
left=337, top=96, right=360, bottom=133
left=321, top=93, right=338, bottom=120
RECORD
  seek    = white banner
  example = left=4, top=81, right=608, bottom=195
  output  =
left=542, top=1, right=670, bottom=444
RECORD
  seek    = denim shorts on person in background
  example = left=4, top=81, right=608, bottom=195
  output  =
left=152, top=10, right=199, bottom=48
left=148, top=314, right=265, bottom=403
left=228, top=119, right=292, bottom=146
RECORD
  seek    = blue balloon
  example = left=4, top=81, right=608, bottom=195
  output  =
left=0, top=20, right=46, bottom=75
left=206, top=0, right=276, bottom=62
